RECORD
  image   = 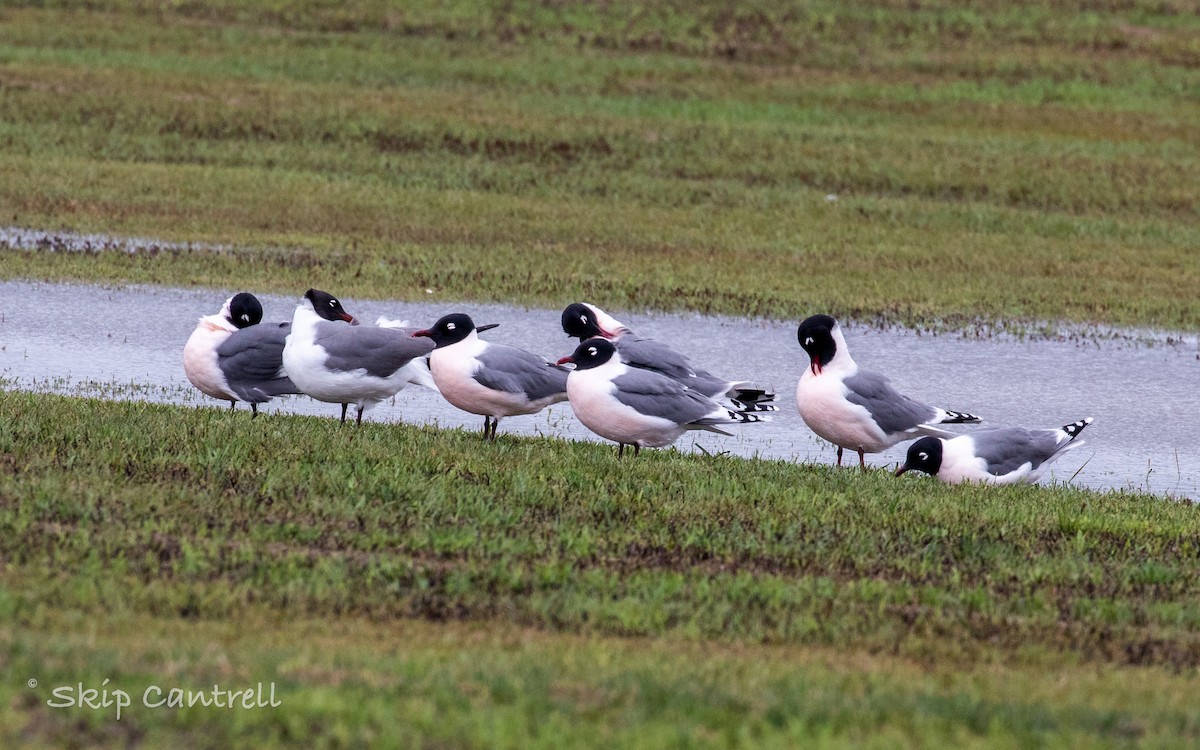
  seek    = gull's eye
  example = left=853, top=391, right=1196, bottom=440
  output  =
left=587, top=347, right=596, bottom=356
left=804, top=336, right=814, bottom=347
left=329, top=300, right=337, bottom=307
left=918, top=452, right=928, bottom=461
left=240, top=314, right=250, bottom=323
left=446, top=322, right=456, bottom=331
left=581, top=315, right=588, bottom=324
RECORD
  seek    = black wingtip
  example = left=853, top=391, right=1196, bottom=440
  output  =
left=730, top=399, right=778, bottom=413
left=730, top=387, right=775, bottom=403
left=726, top=410, right=771, bottom=424
left=941, top=410, right=981, bottom=424
left=1062, top=417, right=1094, bottom=439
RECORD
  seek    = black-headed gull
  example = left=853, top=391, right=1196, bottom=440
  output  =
left=561, top=302, right=775, bottom=411
left=557, top=337, right=768, bottom=457
left=183, top=292, right=299, bottom=416
left=413, top=313, right=568, bottom=440
left=795, top=314, right=980, bottom=469
left=282, top=289, right=435, bottom=425
left=895, top=418, right=1093, bottom=484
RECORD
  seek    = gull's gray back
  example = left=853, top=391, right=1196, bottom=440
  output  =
left=474, top=344, right=569, bottom=401
left=612, top=368, right=717, bottom=425
left=616, top=335, right=736, bottom=397
left=314, top=322, right=435, bottom=378
left=217, top=322, right=300, bottom=400
left=843, top=370, right=938, bottom=435
left=616, top=336, right=699, bottom=380
left=971, top=428, right=1064, bottom=476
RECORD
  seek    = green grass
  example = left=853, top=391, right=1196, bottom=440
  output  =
left=3, top=2, right=1199, bottom=745
left=0, top=1, right=1197, bottom=328
left=2, top=392, right=1199, bottom=746
left=6, top=612, right=1198, bottom=749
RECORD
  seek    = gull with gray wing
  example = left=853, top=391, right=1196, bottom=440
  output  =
left=183, top=292, right=300, bottom=416
left=795, top=314, right=981, bottom=468
left=413, top=313, right=567, bottom=440
left=558, top=337, right=768, bottom=456
left=561, top=302, right=775, bottom=411
left=896, top=418, right=1094, bottom=484
left=282, top=289, right=435, bottom=425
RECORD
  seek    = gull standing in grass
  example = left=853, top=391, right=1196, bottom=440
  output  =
left=561, top=302, right=776, bottom=412
left=895, top=418, right=1094, bottom=485
left=795, top=314, right=981, bottom=469
left=183, top=292, right=300, bottom=416
left=282, top=289, right=435, bottom=425
left=413, top=313, right=567, bottom=440
left=557, top=337, right=769, bottom=457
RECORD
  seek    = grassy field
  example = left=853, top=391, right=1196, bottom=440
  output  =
left=1, top=392, right=1199, bottom=748
left=0, top=1, right=1198, bottom=328
left=3, top=1, right=1200, bottom=746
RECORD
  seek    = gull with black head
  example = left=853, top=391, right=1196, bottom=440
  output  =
left=413, top=313, right=565, bottom=440
left=282, top=289, right=435, bottom=425
left=795, top=314, right=981, bottom=469
left=896, top=418, right=1093, bottom=485
left=557, top=337, right=768, bottom=456
left=183, top=292, right=300, bottom=416
left=561, top=302, right=775, bottom=412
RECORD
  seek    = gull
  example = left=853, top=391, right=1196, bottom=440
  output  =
left=795, top=314, right=980, bottom=468
left=895, top=418, right=1094, bottom=484
left=413, top=313, right=566, bottom=440
left=561, top=302, right=775, bottom=411
left=557, top=337, right=768, bottom=456
left=282, top=289, right=434, bottom=425
left=183, top=292, right=299, bottom=416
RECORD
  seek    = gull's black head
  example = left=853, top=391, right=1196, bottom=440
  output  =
left=305, top=289, right=355, bottom=324
left=561, top=303, right=604, bottom=340
left=557, top=337, right=616, bottom=370
left=895, top=437, right=944, bottom=478
left=227, top=292, right=263, bottom=329
left=412, top=312, right=476, bottom=348
left=796, top=314, right=839, bottom=376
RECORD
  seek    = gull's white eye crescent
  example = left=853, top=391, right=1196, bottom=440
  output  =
left=240, top=314, right=250, bottom=322
left=587, top=346, right=597, bottom=356
left=581, top=315, right=589, bottom=324
left=446, top=322, right=456, bottom=331
left=918, top=452, right=928, bottom=461
left=804, top=337, right=814, bottom=347
left=329, top=300, right=337, bottom=307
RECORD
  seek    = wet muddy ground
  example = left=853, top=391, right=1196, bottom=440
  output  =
left=2, top=279, right=1196, bottom=498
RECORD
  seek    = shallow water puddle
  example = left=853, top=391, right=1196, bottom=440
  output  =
left=1, top=279, right=1196, bottom=498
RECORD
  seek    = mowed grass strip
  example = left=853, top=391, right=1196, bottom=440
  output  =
left=1, top=2, right=1198, bottom=328
left=3, top=392, right=1200, bottom=747
left=2, top=392, right=1198, bottom=669
left=4, top=611, right=1198, bottom=749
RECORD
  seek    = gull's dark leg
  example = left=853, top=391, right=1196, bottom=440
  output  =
left=858, top=449, right=867, bottom=470
left=340, top=403, right=349, bottom=423
left=251, top=403, right=259, bottom=419
left=634, top=444, right=640, bottom=457
left=482, top=416, right=499, bottom=441
left=836, top=446, right=844, bottom=467
left=618, top=443, right=625, bottom=458
left=356, top=406, right=364, bottom=427
left=229, top=400, right=236, bottom=411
